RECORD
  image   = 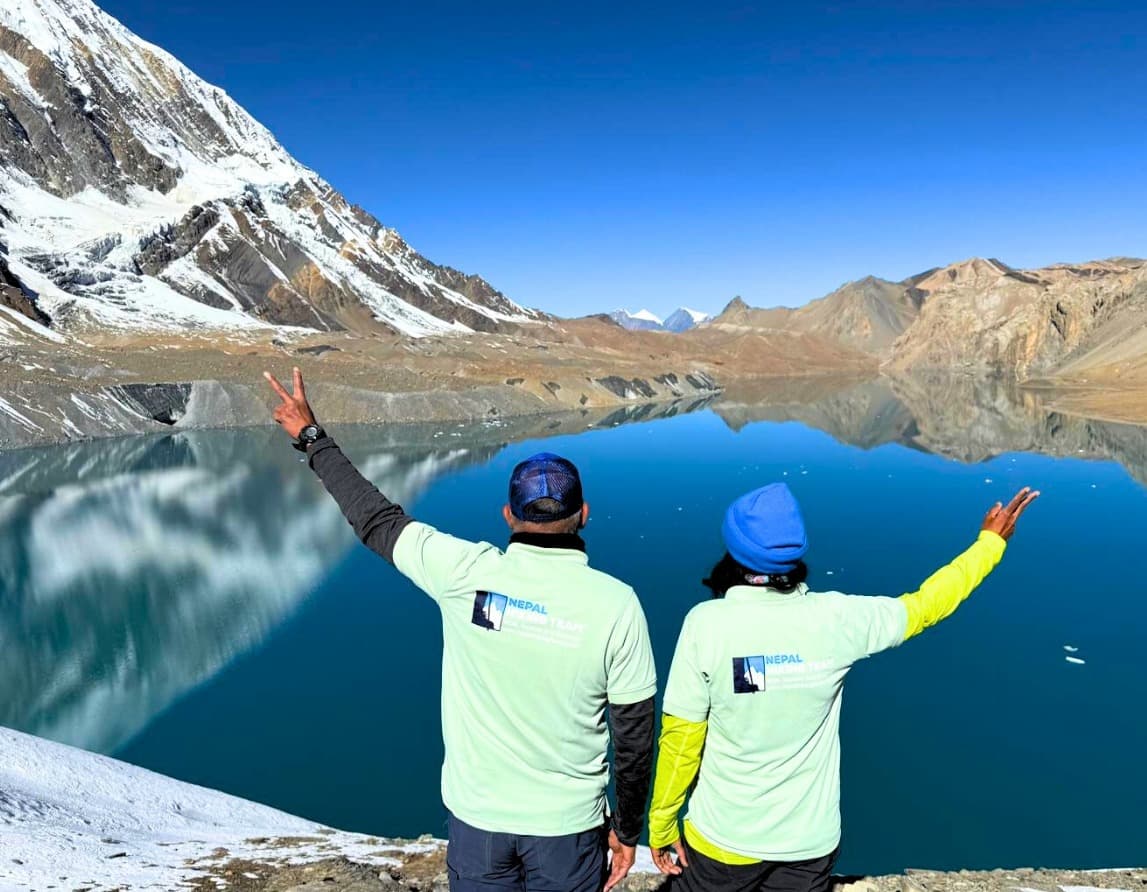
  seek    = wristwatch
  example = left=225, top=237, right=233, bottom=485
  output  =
left=293, top=423, right=326, bottom=453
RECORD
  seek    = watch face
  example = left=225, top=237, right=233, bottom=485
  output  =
left=300, top=425, right=319, bottom=441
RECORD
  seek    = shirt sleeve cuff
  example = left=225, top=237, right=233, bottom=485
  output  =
left=648, top=825, right=681, bottom=849
left=977, top=529, right=1007, bottom=557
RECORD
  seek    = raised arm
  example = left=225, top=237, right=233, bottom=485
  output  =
left=900, top=486, right=1039, bottom=641
left=264, top=368, right=413, bottom=562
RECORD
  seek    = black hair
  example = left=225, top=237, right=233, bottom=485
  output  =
left=518, top=498, right=583, bottom=533
left=702, top=552, right=808, bottom=598
left=528, top=497, right=569, bottom=517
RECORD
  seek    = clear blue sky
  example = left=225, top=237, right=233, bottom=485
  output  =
left=101, top=0, right=1146, bottom=318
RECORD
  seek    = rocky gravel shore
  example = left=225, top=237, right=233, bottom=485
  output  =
left=194, top=846, right=1146, bottom=892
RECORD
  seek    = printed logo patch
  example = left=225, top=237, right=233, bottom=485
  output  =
left=471, top=591, right=508, bottom=631
left=732, top=656, right=766, bottom=694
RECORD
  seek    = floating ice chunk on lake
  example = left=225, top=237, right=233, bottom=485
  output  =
left=1065, top=656, right=1086, bottom=665
left=1064, top=645, right=1079, bottom=653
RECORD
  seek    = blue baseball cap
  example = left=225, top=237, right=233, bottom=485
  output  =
left=509, top=453, right=584, bottom=522
left=722, top=482, right=808, bottom=574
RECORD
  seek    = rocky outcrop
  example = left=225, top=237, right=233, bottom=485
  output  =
left=887, top=258, right=1147, bottom=380
left=0, top=0, right=537, bottom=336
left=0, top=252, right=50, bottom=327
left=105, top=382, right=193, bottom=425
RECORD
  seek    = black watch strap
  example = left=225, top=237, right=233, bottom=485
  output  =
left=292, top=424, right=326, bottom=452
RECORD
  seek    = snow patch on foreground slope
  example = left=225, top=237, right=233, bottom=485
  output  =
left=0, top=725, right=439, bottom=890
left=0, top=726, right=661, bottom=889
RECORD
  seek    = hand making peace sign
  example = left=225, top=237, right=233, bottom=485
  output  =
left=263, top=366, right=317, bottom=440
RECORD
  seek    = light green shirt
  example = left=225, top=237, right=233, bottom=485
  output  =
left=662, top=586, right=907, bottom=861
left=392, top=522, right=657, bottom=836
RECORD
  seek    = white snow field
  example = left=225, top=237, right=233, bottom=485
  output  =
left=0, top=725, right=440, bottom=890
left=0, top=724, right=661, bottom=890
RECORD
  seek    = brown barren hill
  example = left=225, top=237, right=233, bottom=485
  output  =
left=887, top=257, right=1147, bottom=382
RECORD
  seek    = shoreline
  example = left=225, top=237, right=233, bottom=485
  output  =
left=5, top=369, right=1147, bottom=454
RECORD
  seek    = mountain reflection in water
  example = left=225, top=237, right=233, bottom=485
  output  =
left=0, top=404, right=711, bottom=753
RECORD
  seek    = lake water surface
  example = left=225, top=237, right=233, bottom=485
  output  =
left=2, top=379, right=1145, bottom=874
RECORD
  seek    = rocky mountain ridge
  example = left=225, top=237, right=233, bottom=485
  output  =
left=0, top=0, right=538, bottom=337
left=709, top=256, right=1147, bottom=386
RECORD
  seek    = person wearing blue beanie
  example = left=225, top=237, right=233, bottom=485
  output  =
left=721, top=483, right=808, bottom=577
left=648, top=483, right=1040, bottom=892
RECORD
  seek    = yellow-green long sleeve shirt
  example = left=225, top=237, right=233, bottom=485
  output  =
left=649, top=532, right=1006, bottom=862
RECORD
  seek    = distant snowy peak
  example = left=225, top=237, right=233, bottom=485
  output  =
left=608, top=307, right=711, bottom=332
left=609, top=308, right=664, bottom=331
left=0, top=0, right=538, bottom=336
left=663, top=306, right=711, bottom=332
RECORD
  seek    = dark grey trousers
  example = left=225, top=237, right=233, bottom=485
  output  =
left=446, top=814, right=608, bottom=892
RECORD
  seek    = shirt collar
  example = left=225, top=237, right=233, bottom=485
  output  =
left=724, top=583, right=809, bottom=603
left=508, top=531, right=588, bottom=553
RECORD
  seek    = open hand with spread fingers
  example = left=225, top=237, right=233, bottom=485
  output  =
left=650, top=839, right=689, bottom=876
left=981, top=486, right=1040, bottom=540
left=264, top=366, right=317, bottom=441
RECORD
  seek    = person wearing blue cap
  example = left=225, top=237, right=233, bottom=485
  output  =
left=647, top=481, right=1039, bottom=892
left=264, top=368, right=657, bottom=892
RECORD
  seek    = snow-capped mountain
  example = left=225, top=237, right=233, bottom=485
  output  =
left=0, top=0, right=539, bottom=336
left=608, top=307, right=710, bottom=332
left=609, top=308, right=664, bottom=331
left=663, top=306, right=711, bottom=332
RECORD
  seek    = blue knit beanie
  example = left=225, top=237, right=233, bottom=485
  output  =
left=722, top=483, right=808, bottom=574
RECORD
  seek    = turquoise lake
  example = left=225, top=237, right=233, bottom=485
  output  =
left=2, top=378, right=1145, bottom=875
